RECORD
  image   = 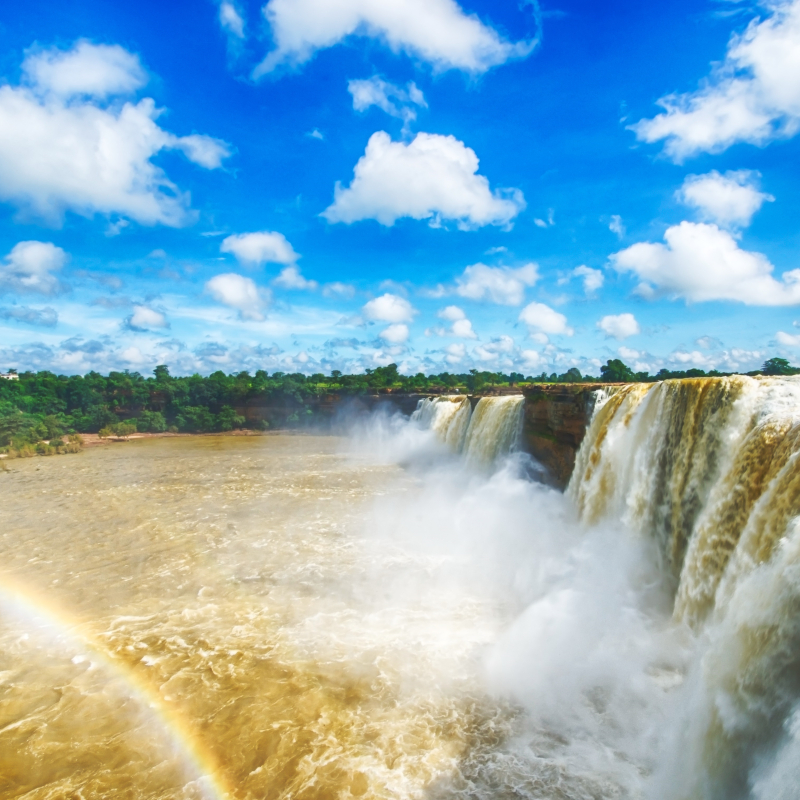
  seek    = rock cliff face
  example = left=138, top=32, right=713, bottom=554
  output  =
left=236, top=385, right=608, bottom=489
left=520, top=385, right=604, bottom=488
left=234, top=392, right=427, bottom=429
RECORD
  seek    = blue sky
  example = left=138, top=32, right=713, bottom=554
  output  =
left=1, top=0, right=800, bottom=376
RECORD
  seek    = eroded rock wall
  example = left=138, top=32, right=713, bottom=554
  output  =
left=521, top=385, right=605, bottom=489
left=236, top=385, right=609, bottom=489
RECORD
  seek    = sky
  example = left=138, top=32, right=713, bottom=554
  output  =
left=1, top=0, right=800, bottom=377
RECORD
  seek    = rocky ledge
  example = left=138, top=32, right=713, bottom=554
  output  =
left=520, top=384, right=607, bottom=489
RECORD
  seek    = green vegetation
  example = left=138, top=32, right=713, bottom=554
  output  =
left=0, top=357, right=796, bottom=456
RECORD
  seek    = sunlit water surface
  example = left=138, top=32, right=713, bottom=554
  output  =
left=0, top=435, right=550, bottom=800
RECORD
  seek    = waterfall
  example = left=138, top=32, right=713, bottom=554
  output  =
left=412, top=395, right=472, bottom=452
left=463, top=396, right=525, bottom=464
left=568, top=376, right=800, bottom=798
left=413, top=395, right=524, bottom=463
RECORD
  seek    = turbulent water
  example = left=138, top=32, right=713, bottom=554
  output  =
left=411, top=396, right=524, bottom=464
left=2, top=380, right=800, bottom=799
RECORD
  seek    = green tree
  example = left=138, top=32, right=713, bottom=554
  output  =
left=761, top=357, right=799, bottom=376
left=600, top=359, right=635, bottom=383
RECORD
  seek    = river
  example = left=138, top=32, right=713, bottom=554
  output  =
left=2, top=382, right=800, bottom=799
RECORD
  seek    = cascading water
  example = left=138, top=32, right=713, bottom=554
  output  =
left=463, top=397, right=525, bottom=465
left=412, top=395, right=525, bottom=464
left=569, top=376, right=800, bottom=798
left=412, top=395, right=472, bottom=452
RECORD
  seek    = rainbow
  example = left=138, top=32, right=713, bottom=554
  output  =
left=0, top=572, right=234, bottom=800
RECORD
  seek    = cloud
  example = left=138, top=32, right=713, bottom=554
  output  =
left=125, top=305, right=169, bottom=331
left=322, top=131, right=525, bottom=229
left=219, top=1, right=245, bottom=38
left=521, top=349, right=544, bottom=369
left=677, top=170, right=774, bottom=228
left=572, top=265, right=604, bottom=295
left=273, top=265, right=318, bottom=290
left=433, top=304, right=477, bottom=338
left=597, top=312, right=640, bottom=340
left=533, top=208, right=555, bottom=228
left=455, top=263, right=538, bottom=305
left=618, top=345, right=641, bottom=361
left=519, top=301, right=573, bottom=335
left=474, top=334, right=515, bottom=362
left=253, top=0, right=536, bottom=76
left=610, top=221, right=800, bottom=305
left=0, top=41, right=231, bottom=227
left=438, top=305, right=466, bottom=322
left=348, top=76, right=426, bottom=126
left=323, top=282, right=356, bottom=298
left=362, top=292, right=416, bottom=322
left=0, top=241, right=68, bottom=296
left=206, top=273, right=270, bottom=320
left=174, top=134, right=231, bottom=169
left=23, top=40, right=147, bottom=99
left=0, top=305, right=58, bottom=327
left=379, top=323, right=409, bottom=344
left=220, top=231, right=299, bottom=266
left=93, top=295, right=131, bottom=309
left=777, top=330, right=800, bottom=346
left=324, top=337, right=362, bottom=349
left=631, top=1, right=800, bottom=160
left=609, top=215, right=625, bottom=238
left=445, top=342, right=466, bottom=363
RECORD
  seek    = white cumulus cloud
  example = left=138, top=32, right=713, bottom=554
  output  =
left=362, top=292, right=416, bottom=323
left=438, top=304, right=466, bottom=322
left=445, top=342, right=466, bottom=363
left=206, top=273, right=270, bottom=320
left=379, top=323, right=410, bottom=344
left=273, top=265, right=318, bottom=290
left=610, top=221, right=800, bottom=305
left=521, top=349, right=544, bottom=369
left=677, top=170, right=774, bottom=228
left=474, top=335, right=515, bottom=362
left=573, top=265, right=604, bottom=295
left=126, top=305, right=169, bottom=331
left=322, top=131, right=525, bottom=229
left=597, top=313, right=640, bottom=340
left=777, top=330, right=800, bottom=346
left=0, top=42, right=231, bottom=227
left=254, top=0, right=536, bottom=76
left=23, top=40, right=147, bottom=99
left=631, top=0, right=800, bottom=160
left=221, top=231, right=299, bottom=266
left=455, top=263, right=538, bottom=305
left=519, top=302, right=573, bottom=335
left=0, top=241, right=67, bottom=296
left=435, top=305, right=477, bottom=338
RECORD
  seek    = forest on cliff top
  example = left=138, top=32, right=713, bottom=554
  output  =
left=1, top=358, right=797, bottom=455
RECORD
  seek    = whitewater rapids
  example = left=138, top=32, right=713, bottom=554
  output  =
left=1, top=380, right=799, bottom=799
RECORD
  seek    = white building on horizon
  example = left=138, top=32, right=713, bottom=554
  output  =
left=0, top=372, right=19, bottom=380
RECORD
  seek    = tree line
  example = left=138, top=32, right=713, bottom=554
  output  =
left=1, top=357, right=797, bottom=456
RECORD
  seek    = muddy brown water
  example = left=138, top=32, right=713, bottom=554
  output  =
left=0, top=436, right=514, bottom=800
